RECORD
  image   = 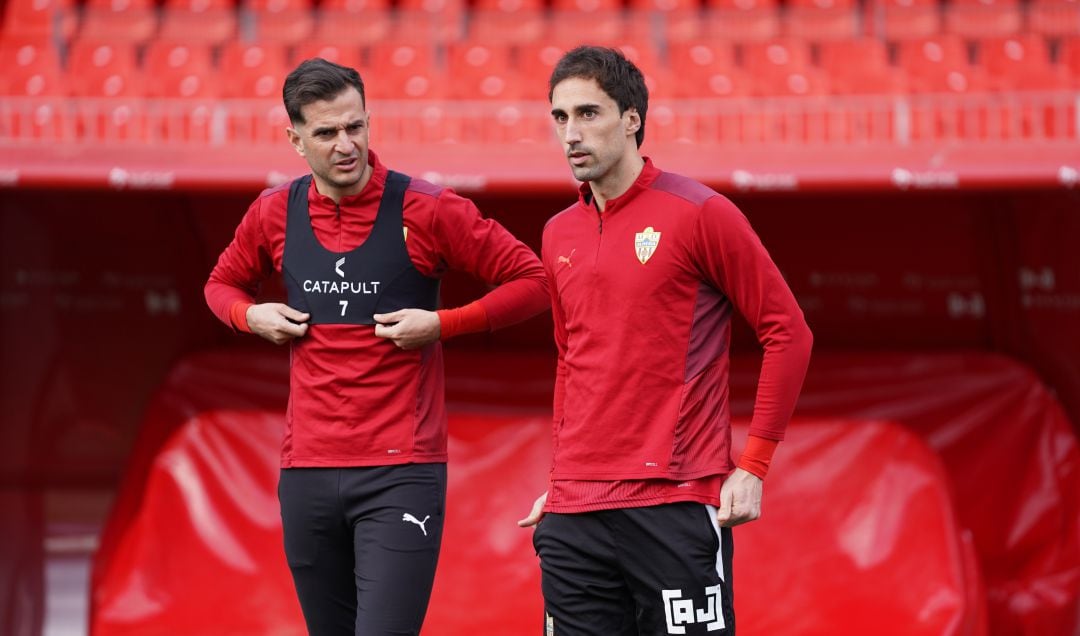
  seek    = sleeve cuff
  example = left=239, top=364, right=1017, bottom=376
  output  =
left=436, top=301, right=489, bottom=340
left=229, top=301, right=254, bottom=333
left=736, top=435, right=780, bottom=480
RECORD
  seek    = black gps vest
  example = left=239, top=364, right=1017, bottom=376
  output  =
left=282, top=172, right=440, bottom=325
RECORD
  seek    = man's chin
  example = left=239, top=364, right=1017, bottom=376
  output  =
left=569, top=166, right=595, bottom=182
left=329, top=172, right=363, bottom=189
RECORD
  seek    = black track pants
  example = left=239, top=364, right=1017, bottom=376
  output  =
left=278, top=464, right=446, bottom=636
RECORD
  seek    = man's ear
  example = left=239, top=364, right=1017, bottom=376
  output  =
left=286, top=126, right=304, bottom=157
left=625, top=108, right=641, bottom=137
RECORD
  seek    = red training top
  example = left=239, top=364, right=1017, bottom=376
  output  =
left=205, top=151, right=549, bottom=468
left=541, top=159, right=812, bottom=512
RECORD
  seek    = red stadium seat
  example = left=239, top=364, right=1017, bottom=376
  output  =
left=670, top=40, right=737, bottom=72
left=1, top=0, right=77, bottom=40
left=77, top=0, right=158, bottom=43
left=394, top=0, right=466, bottom=43
left=158, top=0, right=237, bottom=45
left=550, top=0, right=625, bottom=43
left=628, top=0, right=699, bottom=8
left=667, top=41, right=745, bottom=97
left=895, top=35, right=982, bottom=92
left=0, top=37, right=66, bottom=141
left=143, top=41, right=218, bottom=98
left=243, top=0, right=315, bottom=44
left=754, top=68, right=830, bottom=96
left=0, top=46, right=67, bottom=139
left=0, top=39, right=63, bottom=96
left=785, top=0, right=860, bottom=40
left=312, top=0, right=391, bottom=45
left=469, top=0, right=545, bottom=44
left=895, top=36, right=989, bottom=139
left=680, top=67, right=755, bottom=98
left=513, top=42, right=570, bottom=100
left=943, top=0, right=1022, bottom=36
left=142, top=41, right=220, bottom=143
left=1060, top=36, right=1080, bottom=84
left=703, top=0, right=781, bottom=42
left=219, top=41, right=289, bottom=99
left=446, top=43, right=522, bottom=99
left=217, top=42, right=291, bottom=142
left=976, top=35, right=1070, bottom=90
left=66, top=40, right=142, bottom=97
left=292, top=42, right=363, bottom=70
left=864, top=0, right=941, bottom=39
left=741, top=38, right=812, bottom=78
left=819, top=38, right=906, bottom=94
left=1027, top=0, right=1080, bottom=37
left=66, top=39, right=147, bottom=141
left=363, top=42, right=445, bottom=100
left=626, top=0, right=702, bottom=41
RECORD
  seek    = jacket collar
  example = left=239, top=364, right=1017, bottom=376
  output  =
left=577, top=156, right=659, bottom=215
left=307, top=149, right=387, bottom=209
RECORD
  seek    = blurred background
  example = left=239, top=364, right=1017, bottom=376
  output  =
left=1, top=0, right=1079, bottom=634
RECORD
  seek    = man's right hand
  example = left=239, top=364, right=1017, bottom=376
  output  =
left=517, top=491, right=548, bottom=527
left=246, top=303, right=310, bottom=345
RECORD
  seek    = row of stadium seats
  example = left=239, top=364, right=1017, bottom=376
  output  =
left=3, top=36, right=1078, bottom=99
left=4, top=0, right=1079, bottom=45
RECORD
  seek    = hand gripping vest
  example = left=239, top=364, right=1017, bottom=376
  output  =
left=282, top=172, right=440, bottom=325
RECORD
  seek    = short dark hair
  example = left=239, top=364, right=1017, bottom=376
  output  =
left=548, top=46, right=648, bottom=148
left=282, top=58, right=366, bottom=125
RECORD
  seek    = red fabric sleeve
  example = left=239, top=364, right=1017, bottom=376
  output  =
left=426, top=191, right=549, bottom=331
left=736, top=435, right=779, bottom=480
left=204, top=197, right=275, bottom=330
left=437, top=301, right=488, bottom=340
left=692, top=196, right=813, bottom=441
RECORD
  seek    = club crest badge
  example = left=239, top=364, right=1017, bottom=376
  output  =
left=634, top=226, right=661, bottom=264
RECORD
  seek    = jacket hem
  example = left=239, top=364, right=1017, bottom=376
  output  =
left=281, top=453, right=448, bottom=468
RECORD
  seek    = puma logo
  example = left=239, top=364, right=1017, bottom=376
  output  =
left=557, top=249, right=576, bottom=268
left=402, top=513, right=431, bottom=536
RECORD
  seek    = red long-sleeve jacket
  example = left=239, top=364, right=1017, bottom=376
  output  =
left=542, top=159, right=812, bottom=497
left=205, top=151, right=549, bottom=467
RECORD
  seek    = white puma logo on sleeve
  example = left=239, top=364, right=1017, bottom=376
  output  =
left=402, top=513, right=431, bottom=536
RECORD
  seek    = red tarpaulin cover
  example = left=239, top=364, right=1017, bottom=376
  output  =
left=732, top=353, right=1080, bottom=634
left=91, top=349, right=1078, bottom=635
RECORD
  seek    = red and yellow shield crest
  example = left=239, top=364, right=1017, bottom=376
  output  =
left=634, top=226, right=661, bottom=264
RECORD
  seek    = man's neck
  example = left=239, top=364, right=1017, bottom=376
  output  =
left=589, top=155, right=645, bottom=212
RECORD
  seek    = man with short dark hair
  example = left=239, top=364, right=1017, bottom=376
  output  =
left=519, top=46, right=813, bottom=635
left=206, top=58, right=549, bottom=635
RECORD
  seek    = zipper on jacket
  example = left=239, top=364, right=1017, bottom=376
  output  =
left=594, top=210, right=603, bottom=272
left=335, top=202, right=342, bottom=250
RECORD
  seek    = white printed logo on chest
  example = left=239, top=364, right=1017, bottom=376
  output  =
left=634, top=226, right=661, bottom=264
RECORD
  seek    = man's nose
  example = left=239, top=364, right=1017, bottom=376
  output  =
left=562, top=119, right=582, bottom=144
left=334, top=129, right=352, bottom=151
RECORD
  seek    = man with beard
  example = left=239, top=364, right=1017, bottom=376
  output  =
left=519, top=46, right=812, bottom=635
left=206, top=58, right=549, bottom=635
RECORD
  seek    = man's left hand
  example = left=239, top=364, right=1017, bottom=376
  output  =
left=373, top=309, right=441, bottom=350
left=716, top=468, right=763, bottom=527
